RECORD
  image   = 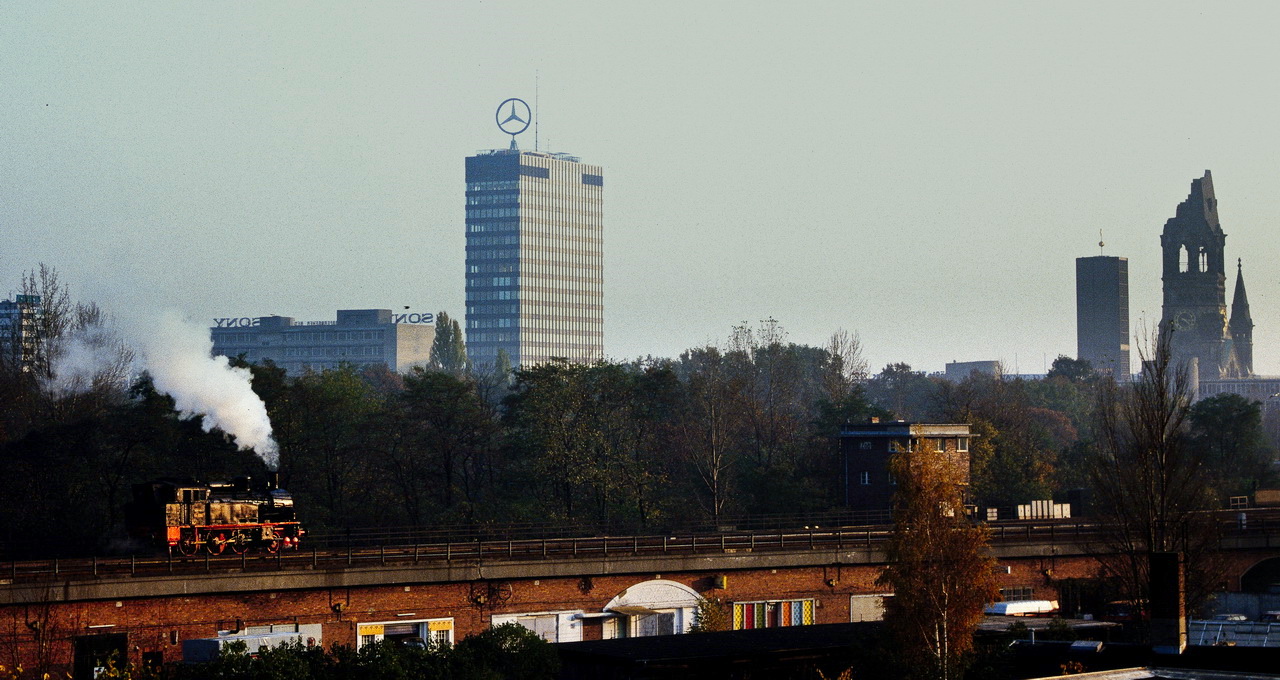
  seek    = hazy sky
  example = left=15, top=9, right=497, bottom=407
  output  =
left=5, top=2, right=1280, bottom=375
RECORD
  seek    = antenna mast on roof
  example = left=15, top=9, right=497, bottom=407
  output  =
left=1098, top=229, right=1106, bottom=255
left=534, top=71, right=539, bottom=152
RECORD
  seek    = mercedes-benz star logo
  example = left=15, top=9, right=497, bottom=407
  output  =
left=495, top=98, right=531, bottom=136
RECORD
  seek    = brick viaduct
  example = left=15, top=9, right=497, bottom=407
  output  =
left=2, top=523, right=1278, bottom=677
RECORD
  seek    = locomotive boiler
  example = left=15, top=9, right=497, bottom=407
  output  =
left=126, top=474, right=303, bottom=555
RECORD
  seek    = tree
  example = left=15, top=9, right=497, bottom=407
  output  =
left=937, top=375, right=1063, bottom=508
left=504, top=361, right=644, bottom=524
left=688, top=597, right=731, bottom=632
left=1046, top=355, right=1095, bottom=383
left=276, top=365, right=385, bottom=529
left=452, top=623, right=560, bottom=680
left=1188, top=393, right=1277, bottom=500
left=877, top=441, right=999, bottom=680
left=672, top=346, right=744, bottom=523
left=1090, top=334, right=1223, bottom=624
left=866, top=363, right=941, bottom=421
left=393, top=369, right=497, bottom=522
left=0, top=265, right=133, bottom=445
left=428, top=311, right=468, bottom=376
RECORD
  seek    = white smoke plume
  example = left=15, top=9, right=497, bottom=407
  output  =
left=139, top=311, right=279, bottom=468
left=48, top=324, right=133, bottom=397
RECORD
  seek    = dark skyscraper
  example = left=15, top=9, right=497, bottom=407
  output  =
left=1076, top=255, right=1130, bottom=381
left=464, top=148, right=604, bottom=368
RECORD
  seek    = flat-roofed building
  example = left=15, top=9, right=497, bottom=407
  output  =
left=838, top=419, right=973, bottom=514
left=209, top=309, right=435, bottom=375
left=0, top=295, right=42, bottom=373
left=944, top=360, right=1002, bottom=382
left=1076, top=255, right=1131, bottom=381
left=465, top=148, right=603, bottom=368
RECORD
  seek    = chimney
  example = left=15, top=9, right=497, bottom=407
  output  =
left=1150, top=551, right=1186, bottom=655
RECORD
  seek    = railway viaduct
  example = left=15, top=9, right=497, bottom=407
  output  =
left=3, top=521, right=1279, bottom=678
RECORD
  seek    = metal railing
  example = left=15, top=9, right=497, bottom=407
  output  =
left=4, top=510, right=1279, bottom=586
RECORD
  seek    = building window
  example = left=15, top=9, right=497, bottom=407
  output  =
left=957, top=438, right=969, bottom=452
left=1000, top=587, right=1035, bottom=602
left=860, top=471, right=871, bottom=485
left=356, top=619, right=453, bottom=649
left=732, top=600, right=815, bottom=630
left=888, top=440, right=906, bottom=453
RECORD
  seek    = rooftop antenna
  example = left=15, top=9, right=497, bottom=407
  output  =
left=1098, top=229, right=1106, bottom=255
left=534, top=70, right=539, bottom=152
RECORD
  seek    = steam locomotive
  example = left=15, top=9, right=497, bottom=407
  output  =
left=126, top=474, right=303, bottom=555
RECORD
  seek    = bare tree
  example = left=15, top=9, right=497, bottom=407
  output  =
left=1090, top=332, right=1223, bottom=622
left=1, top=265, right=132, bottom=442
left=823, top=328, right=868, bottom=400
left=878, top=440, right=1000, bottom=680
left=674, top=347, right=741, bottom=522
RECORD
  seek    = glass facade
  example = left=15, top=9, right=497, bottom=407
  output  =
left=465, top=150, right=604, bottom=368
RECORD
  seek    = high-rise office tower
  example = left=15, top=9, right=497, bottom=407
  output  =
left=1076, top=255, right=1130, bottom=381
left=464, top=149, right=604, bottom=368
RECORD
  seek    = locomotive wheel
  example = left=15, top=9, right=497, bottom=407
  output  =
left=177, top=534, right=198, bottom=557
left=207, top=533, right=227, bottom=555
left=264, top=539, right=281, bottom=554
left=229, top=536, right=250, bottom=554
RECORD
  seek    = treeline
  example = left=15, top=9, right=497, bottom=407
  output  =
left=83, top=625, right=557, bottom=680
left=1, top=269, right=1275, bottom=556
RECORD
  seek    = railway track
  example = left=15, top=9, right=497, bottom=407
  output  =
left=6, top=511, right=1279, bottom=585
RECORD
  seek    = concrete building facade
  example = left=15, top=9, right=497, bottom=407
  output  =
left=0, top=294, right=41, bottom=373
left=1076, top=255, right=1131, bottom=381
left=464, top=148, right=603, bottom=368
left=209, top=309, right=435, bottom=375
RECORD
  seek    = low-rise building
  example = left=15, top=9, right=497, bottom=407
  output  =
left=210, top=309, right=435, bottom=375
left=944, top=360, right=1001, bottom=382
left=838, top=419, right=973, bottom=513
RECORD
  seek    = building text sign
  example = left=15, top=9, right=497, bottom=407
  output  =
left=214, top=312, right=435, bottom=328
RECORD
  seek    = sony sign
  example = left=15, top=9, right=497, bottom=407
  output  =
left=392, top=312, right=434, bottom=324
left=213, top=312, right=435, bottom=328
left=214, top=317, right=260, bottom=328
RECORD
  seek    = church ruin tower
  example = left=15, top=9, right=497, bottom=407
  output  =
left=1158, top=171, right=1231, bottom=381
left=1228, top=258, right=1254, bottom=377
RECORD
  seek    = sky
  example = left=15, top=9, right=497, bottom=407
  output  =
left=5, top=1, right=1280, bottom=375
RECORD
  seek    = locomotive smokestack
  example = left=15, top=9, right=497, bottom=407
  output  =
left=268, top=471, right=279, bottom=490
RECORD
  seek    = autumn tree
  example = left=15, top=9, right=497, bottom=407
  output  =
left=877, top=440, right=999, bottom=680
left=937, top=375, right=1064, bottom=508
